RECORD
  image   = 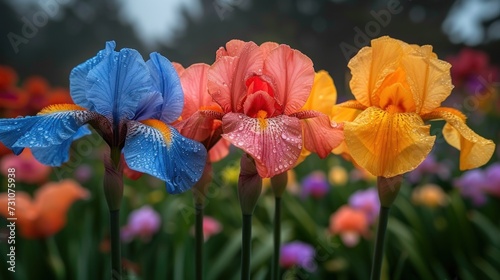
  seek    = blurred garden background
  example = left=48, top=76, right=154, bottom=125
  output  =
left=1, top=0, right=500, bottom=279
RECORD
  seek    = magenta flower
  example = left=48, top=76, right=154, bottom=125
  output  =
left=348, top=188, right=380, bottom=224
left=300, top=171, right=330, bottom=199
left=121, top=205, right=161, bottom=242
left=280, top=241, right=316, bottom=272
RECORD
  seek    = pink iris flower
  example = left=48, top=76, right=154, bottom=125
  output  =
left=207, top=40, right=343, bottom=178
left=173, top=63, right=230, bottom=162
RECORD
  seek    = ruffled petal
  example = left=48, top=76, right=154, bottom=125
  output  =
left=208, top=42, right=263, bottom=112
left=69, top=41, right=115, bottom=109
left=215, top=39, right=246, bottom=59
left=344, top=107, right=435, bottom=177
left=299, top=113, right=344, bottom=158
left=123, top=120, right=207, bottom=194
left=301, top=70, right=337, bottom=115
left=222, top=113, right=302, bottom=178
left=178, top=63, right=212, bottom=118
left=263, top=45, right=314, bottom=114
left=423, top=108, right=495, bottom=170
left=85, top=44, right=153, bottom=122
left=401, top=45, right=453, bottom=114
left=0, top=106, right=97, bottom=165
left=348, top=36, right=403, bottom=107
left=146, top=52, right=184, bottom=123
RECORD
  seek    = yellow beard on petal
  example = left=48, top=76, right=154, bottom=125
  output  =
left=256, top=110, right=268, bottom=130
left=38, top=104, right=87, bottom=115
left=141, top=119, right=172, bottom=145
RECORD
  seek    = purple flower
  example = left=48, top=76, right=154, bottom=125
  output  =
left=407, top=154, right=450, bottom=184
left=280, top=241, right=316, bottom=272
left=454, top=169, right=488, bottom=206
left=121, top=205, right=161, bottom=242
left=484, top=163, right=500, bottom=197
left=301, top=171, right=329, bottom=199
left=348, top=188, right=380, bottom=224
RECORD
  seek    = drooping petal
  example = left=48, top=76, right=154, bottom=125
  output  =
left=0, top=105, right=97, bottom=165
left=222, top=113, right=302, bottom=178
left=123, top=120, right=207, bottom=194
left=401, top=45, right=454, bottom=114
left=344, top=107, right=435, bottom=177
left=297, top=113, right=344, bottom=158
left=69, top=41, right=116, bottom=109
left=263, top=45, right=314, bottom=114
left=208, top=42, right=263, bottom=113
left=85, top=45, right=152, bottom=122
left=30, top=126, right=91, bottom=166
left=209, top=138, right=231, bottom=162
left=301, top=70, right=337, bottom=115
left=146, top=52, right=184, bottom=123
left=348, top=36, right=403, bottom=107
left=174, top=110, right=216, bottom=142
left=422, top=108, right=495, bottom=170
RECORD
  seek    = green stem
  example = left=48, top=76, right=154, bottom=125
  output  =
left=110, top=209, right=121, bottom=280
left=45, top=237, right=65, bottom=280
left=272, top=196, right=281, bottom=280
left=195, top=203, right=204, bottom=280
left=241, top=214, right=253, bottom=280
left=370, top=206, right=390, bottom=280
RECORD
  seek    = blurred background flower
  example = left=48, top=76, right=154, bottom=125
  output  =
left=348, top=187, right=380, bottom=224
left=0, top=179, right=89, bottom=238
left=329, top=205, right=370, bottom=247
left=300, top=171, right=330, bottom=199
left=412, top=183, right=448, bottom=208
left=0, top=148, right=51, bottom=184
left=280, top=241, right=316, bottom=272
left=121, top=205, right=161, bottom=243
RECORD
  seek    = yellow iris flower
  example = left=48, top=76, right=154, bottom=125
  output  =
left=335, top=36, right=495, bottom=177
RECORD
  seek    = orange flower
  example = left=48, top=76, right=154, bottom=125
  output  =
left=0, top=179, right=89, bottom=238
left=335, top=36, right=495, bottom=177
left=329, top=206, right=370, bottom=247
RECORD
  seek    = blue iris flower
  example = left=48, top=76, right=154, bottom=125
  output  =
left=0, top=41, right=206, bottom=194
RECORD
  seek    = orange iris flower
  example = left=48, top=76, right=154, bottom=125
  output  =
left=335, top=36, right=495, bottom=177
left=0, top=179, right=89, bottom=239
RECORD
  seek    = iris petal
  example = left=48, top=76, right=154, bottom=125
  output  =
left=299, top=113, right=344, bottom=158
left=0, top=110, right=96, bottom=165
left=424, top=108, right=495, bottom=170
left=123, top=120, right=207, bottom=194
left=222, top=113, right=302, bottom=178
left=30, top=126, right=91, bottom=166
left=86, top=45, right=152, bottom=122
left=70, top=41, right=115, bottom=109
left=344, top=107, right=435, bottom=177
left=146, top=53, right=184, bottom=123
left=263, top=45, right=314, bottom=114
